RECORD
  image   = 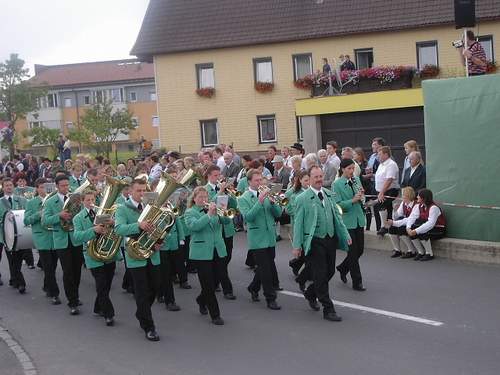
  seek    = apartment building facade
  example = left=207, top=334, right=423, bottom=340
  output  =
left=131, top=0, right=500, bottom=158
left=17, top=59, right=160, bottom=152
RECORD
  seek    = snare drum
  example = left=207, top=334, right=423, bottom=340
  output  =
left=2, top=210, right=33, bottom=252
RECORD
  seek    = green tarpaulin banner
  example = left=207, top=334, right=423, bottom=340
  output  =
left=423, top=74, right=500, bottom=242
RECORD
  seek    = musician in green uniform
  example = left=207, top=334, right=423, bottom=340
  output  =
left=0, top=178, right=28, bottom=293
left=185, top=186, right=229, bottom=325
left=114, top=178, right=161, bottom=341
left=73, top=190, right=120, bottom=326
left=292, top=166, right=351, bottom=322
left=13, top=172, right=35, bottom=268
left=23, top=178, right=60, bottom=304
left=238, top=169, right=283, bottom=310
left=69, top=164, right=84, bottom=192
left=333, top=159, right=367, bottom=291
left=204, top=165, right=236, bottom=300
left=42, top=174, right=84, bottom=315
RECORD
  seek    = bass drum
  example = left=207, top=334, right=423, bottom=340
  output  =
left=2, top=210, right=33, bottom=252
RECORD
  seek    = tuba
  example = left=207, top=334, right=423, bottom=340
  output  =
left=87, top=176, right=129, bottom=262
left=61, top=179, right=92, bottom=231
left=126, top=169, right=198, bottom=260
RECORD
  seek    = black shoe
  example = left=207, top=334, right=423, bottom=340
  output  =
left=93, top=311, right=104, bottom=317
left=18, top=286, right=26, bottom=294
left=377, top=227, right=388, bottom=236
left=247, top=287, right=259, bottom=302
left=307, top=298, right=320, bottom=311
left=274, top=286, right=283, bottom=291
left=0, top=278, right=3, bottom=286
left=166, top=302, right=181, bottom=311
left=276, top=235, right=282, bottom=242
left=27, top=265, right=35, bottom=270
left=126, top=287, right=134, bottom=294
left=391, top=250, right=402, bottom=258
left=211, top=317, right=225, bottom=325
left=420, top=254, right=434, bottom=261
left=291, top=267, right=300, bottom=276
left=414, top=254, right=423, bottom=261
left=52, top=297, right=61, bottom=305
left=77, top=300, right=83, bottom=306
left=105, top=317, right=114, bottom=326
left=70, top=307, right=80, bottom=315
left=267, top=301, right=282, bottom=310
left=323, top=311, right=342, bottom=322
left=336, top=266, right=347, bottom=283
left=224, top=293, right=236, bottom=300
left=401, top=252, right=416, bottom=259
left=157, top=296, right=165, bottom=304
left=197, top=301, right=208, bottom=315
left=179, top=282, right=192, bottom=289
left=353, top=284, right=367, bottom=292
left=145, top=330, right=160, bottom=341
left=296, top=279, right=306, bottom=292
left=188, top=269, right=197, bottom=274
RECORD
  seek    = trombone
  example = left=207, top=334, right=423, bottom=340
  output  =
left=203, top=203, right=238, bottom=219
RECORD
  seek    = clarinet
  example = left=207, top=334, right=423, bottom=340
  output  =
left=350, top=178, right=366, bottom=209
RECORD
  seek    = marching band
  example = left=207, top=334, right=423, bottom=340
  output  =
left=0, top=155, right=445, bottom=342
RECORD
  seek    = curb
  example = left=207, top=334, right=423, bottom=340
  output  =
left=0, top=325, right=37, bottom=375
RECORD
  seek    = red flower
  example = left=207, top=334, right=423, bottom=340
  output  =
left=196, top=87, right=215, bottom=98
left=254, top=82, right=275, bottom=93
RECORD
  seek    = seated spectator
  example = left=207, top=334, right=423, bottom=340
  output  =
left=221, top=152, right=241, bottom=180
left=386, top=187, right=418, bottom=259
left=271, top=155, right=290, bottom=189
left=401, top=151, right=426, bottom=192
left=406, top=189, right=446, bottom=261
left=340, top=55, right=356, bottom=71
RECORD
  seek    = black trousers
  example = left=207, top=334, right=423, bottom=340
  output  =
left=159, top=251, right=177, bottom=304
left=409, top=219, right=446, bottom=241
left=38, top=250, right=59, bottom=297
left=56, top=238, right=84, bottom=308
left=121, top=248, right=134, bottom=293
left=248, top=247, right=278, bottom=302
left=193, top=254, right=227, bottom=319
left=374, top=188, right=400, bottom=220
left=304, top=236, right=337, bottom=312
left=5, top=249, right=29, bottom=288
left=184, top=237, right=196, bottom=273
left=22, top=249, right=34, bottom=267
left=215, top=237, right=234, bottom=295
left=90, top=262, right=116, bottom=319
left=295, top=253, right=312, bottom=285
left=172, top=247, right=188, bottom=284
left=337, top=227, right=365, bottom=286
left=129, top=260, right=160, bottom=332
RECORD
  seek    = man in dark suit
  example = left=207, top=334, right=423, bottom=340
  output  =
left=271, top=155, right=290, bottom=189
left=401, top=151, right=426, bottom=192
left=264, top=146, right=277, bottom=176
left=221, top=152, right=241, bottom=181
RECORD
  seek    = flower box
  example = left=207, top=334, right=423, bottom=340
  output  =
left=196, top=87, right=215, bottom=98
left=255, top=82, right=274, bottom=93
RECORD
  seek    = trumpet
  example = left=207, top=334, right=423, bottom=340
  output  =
left=217, top=178, right=242, bottom=198
left=203, top=203, right=238, bottom=219
left=257, top=185, right=289, bottom=206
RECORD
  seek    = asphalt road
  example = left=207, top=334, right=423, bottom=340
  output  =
left=1, top=233, right=499, bottom=375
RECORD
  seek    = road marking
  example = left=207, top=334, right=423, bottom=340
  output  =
left=280, top=290, right=444, bottom=327
left=0, top=324, right=37, bottom=375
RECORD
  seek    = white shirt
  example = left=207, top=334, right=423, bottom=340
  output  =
left=406, top=204, right=442, bottom=234
left=207, top=182, right=217, bottom=191
left=248, top=187, right=258, bottom=199
left=57, top=192, right=68, bottom=204
left=375, top=158, right=400, bottom=192
left=149, top=163, right=163, bottom=181
left=130, top=197, right=142, bottom=209
left=392, top=201, right=415, bottom=227
left=310, top=186, right=325, bottom=206
left=409, top=165, right=418, bottom=178
left=216, top=156, right=225, bottom=170
left=327, top=154, right=341, bottom=171
left=236, top=168, right=246, bottom=182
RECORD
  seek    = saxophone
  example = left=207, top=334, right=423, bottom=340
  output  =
left=127, top=169, right=198, bottom=260
left=87, top=176, right=129, bottom=262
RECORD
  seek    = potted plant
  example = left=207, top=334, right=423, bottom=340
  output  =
left=196, top=87, right=216, bottom=98
left=255, top=82, right=274, bottom=93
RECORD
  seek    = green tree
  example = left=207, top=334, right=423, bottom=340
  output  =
left=22, top=126, right=60, bottom=159
left=0, top=54, right=46, bottom=158
left=77, top=100, right=135, bottom=160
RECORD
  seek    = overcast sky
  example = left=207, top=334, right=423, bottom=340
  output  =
left=0, top=0, right=150, bottom=76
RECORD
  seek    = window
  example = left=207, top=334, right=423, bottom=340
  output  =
left=47, top=93, right=58, bottom=108
left=110, top=88, right=123, bottom=102
left=149, top=92, right=157, bottom=101
left=29, top=121, right=43, bottom=129
left=83, top=95, right=91, bottom=105
left=92, top=90, right=106, bottom=104
left=296, top=116, right=304, bottom=141
left=152, top=116, right=159, bottom=127
left=253, top=58, right=273, bottom=83
left=65, top=121, right=74, bottom=129
left=129, top=91, right=137, bottom=102
left=200, top=119, right=219, bottom=147
left=196, top=63, right=215, bottom=89
left=64, top=97, right=72, bottom=107
left=416, top=41, right=439, bottom=69
left=131, top=117, right=139, bottom=128
left=293, top=54, right=313, bottom=80
left=257, top=115, right=277, bottom=144
left=354, top=48, right=374, bottom=69
left=478, top=35, right=494, bottom=62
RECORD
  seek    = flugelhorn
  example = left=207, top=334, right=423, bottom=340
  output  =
left=203, top=203, right=238, bottom=219
left=257, top=185, right=289, bottom=206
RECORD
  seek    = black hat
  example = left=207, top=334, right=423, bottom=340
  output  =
left=290, top=142, right=304, bottom=151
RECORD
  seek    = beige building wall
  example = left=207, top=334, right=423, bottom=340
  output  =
left=154, top=21, right=500, bottom=154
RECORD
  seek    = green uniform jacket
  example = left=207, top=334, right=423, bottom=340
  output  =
left=236, top=177, right=249, bottom=193
left=0, top=195, right=27, bottom=244
left=73, top=208, right=121, bottom=269
left=292, top=188, right=350, bottom=255
left=23, top=196, right=53, bottom=250
left=333, top=176, right=367, bottom=230
left=178, top=215, right=190, bottom=237
left=238, top=191, right=282, bottom=250
left=14, top=186, right=35, bottom=198
left=42, top=193, right=77, bottom=250
left=185, top=205, right=228, bottom=260
left=205, top=183, right=236, bottom=238
left=114, top=200, right=160, bottom=268
left=69, top=176, right=84, bottom=192
left=160, top=220, right=185, bottom=251
left=115, top=194, right=128, bottom=206
left=285, top=187, right=306, bottom=229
